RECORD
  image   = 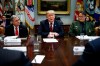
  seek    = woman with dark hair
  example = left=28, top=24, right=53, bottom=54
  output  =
left=86, top=16, right=91, bottom=22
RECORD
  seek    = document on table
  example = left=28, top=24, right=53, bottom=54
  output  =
left=76, top=36, right=99, bottom=41
left=3, top=46, right=26, bottom=52
left=3, top=46, right=27, bottom=56
left=73, top=46, right=85, bottom=55
left=31, top=55, right=45, bottom=64
left=43, top=38, right=58, bottom=43
left=4, top=36, right=18, bottom=39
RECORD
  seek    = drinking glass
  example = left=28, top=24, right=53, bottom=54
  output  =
left=34, top=41, right=40, bottom=52
left=37, top=35, right=42, bottom=43
left=80, top=33, right=84, bottom=46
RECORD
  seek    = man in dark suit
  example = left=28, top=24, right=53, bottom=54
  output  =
left=73, top=38, right=100, bottom=66
left=38, top=10, right=64, bottom=38
left=5, top=15, right=28, bottom=38
left=0, top=48, right=32, bottom=66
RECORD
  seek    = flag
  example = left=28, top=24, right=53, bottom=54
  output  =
left=84, top=0, right=95, bottom=21
left=15, top=0, right=25, bottom=23
left=74, top=0, right=84, bottom=21
left=94, top=0, right=100, bottom=21
left=0, top=1, right=3, bottom=21
left=84, top=0, right=95, bottom=15
left=15, top=0, right=24, bottom=11
left=25, top=5, right=35, bottom=29
left=25, top=0, right=33, bottom=6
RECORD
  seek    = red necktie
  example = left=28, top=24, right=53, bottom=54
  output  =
left=50, top=23, right=53, bottom=32
left=15, top=27, right=18, bottom=36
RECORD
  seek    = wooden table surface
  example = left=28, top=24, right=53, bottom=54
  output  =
left=26, top=36, right=89, bottom=66
left=1, top=36, right=88, bottom=66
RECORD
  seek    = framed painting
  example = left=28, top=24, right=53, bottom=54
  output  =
left=37, top=0, right=71, bottom=14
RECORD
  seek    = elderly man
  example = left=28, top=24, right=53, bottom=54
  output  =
left=68, top=12, right=95, bottom=36
left=5, top=15, right=28, bottom=38
left=38, top=10, right=64, bottom=38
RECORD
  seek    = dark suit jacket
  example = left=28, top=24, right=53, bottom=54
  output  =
left=0, top=48, right=32, bottom=66
left=5, top=24, right=28, bottom=38
left=73, top=38, right=100, bottom=66
left=38, top=19, right=64, bottom=38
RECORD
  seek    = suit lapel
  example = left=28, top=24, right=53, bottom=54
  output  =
left=11, top=25, right=15, bottom=36
left=45, top=20, right=50, bottom=31
left=19, top=25, right=22, bottom=36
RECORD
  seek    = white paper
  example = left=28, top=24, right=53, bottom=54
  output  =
left=73, top=46, right=85, bottom=55
left=4, top=37, right=21, bottom=45
left=19, top=37, right=27, bottom=40
left=4, top=36, right=18, bottom=39
left=76, top=36, right=99, bottom=41
left=31, top=55, right=45, bottom=64
left=3, top=46, right=26, bottom=52
left=43, top=38, right=58, bottom=43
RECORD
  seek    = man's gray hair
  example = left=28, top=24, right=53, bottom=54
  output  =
left=11, top=15, right=19, bottom=21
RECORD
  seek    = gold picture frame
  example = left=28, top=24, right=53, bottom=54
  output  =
left=37, top=0, right=71, bottom=15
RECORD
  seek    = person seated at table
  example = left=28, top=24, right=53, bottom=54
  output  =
left=0, top=26, right=5, bottom=36
left=0, top=48, right=32, bottom=66
left=68, top=12, right=95, bottom=36
left=85, top=16, right=91, bottom=22
left=38, top=10, right=64, bottom=38
left=72, top=38, right=100, bottom=66
left=94, top=16, right=100, bottom=36
left=5, top=15, right=28, bottom=38
left=0, top=15, right=11, bottom=27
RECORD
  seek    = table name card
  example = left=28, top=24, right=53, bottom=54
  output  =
left=73, top=46, right=85, bottom=55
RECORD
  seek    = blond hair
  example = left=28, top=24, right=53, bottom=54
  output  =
left=46, top=10, right=55, bottom=15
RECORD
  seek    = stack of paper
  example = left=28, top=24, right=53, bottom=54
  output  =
left=4, top=36, right=21, bottom=45
left=31, top=55, right=45, bottom=64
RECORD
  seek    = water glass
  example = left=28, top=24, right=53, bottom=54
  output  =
left=34, top=41, right=40, bottom=52
left=37, top=35, right=42, bottom=43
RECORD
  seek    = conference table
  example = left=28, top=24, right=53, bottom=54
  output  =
left=1, top=36, right=89, bottom=66
left=26, top=36, right=88, bottom=66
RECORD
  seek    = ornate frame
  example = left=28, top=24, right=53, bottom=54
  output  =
left=37, top=0, right=71, bottom=14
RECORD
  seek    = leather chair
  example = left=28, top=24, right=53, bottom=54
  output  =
left=95, top=26, right=100, bottom=36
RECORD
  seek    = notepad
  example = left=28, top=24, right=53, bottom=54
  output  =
left=3, top=46, right=27, bottom=56
left=31, top=55, right=45, bottom=64
left=43, top=38, right=58, bottom=43
left=3, top=46, right=26, bottom=52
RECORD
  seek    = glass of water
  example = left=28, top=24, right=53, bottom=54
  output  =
left=37, top=35, right=42, bottom=43
left=34, top=41, right=40, bottom=52
left=80, top=33, right=84, bottom=40
left=80, top=33, right=84, bottom=46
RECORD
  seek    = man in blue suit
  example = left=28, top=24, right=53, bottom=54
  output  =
left=5, top=15, right=28, bottom=38
left=0, top=48, right=32, bottom=66
left=38, top=10, right=64, bottom=38
left=73, top=38, right=100, bottom=66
